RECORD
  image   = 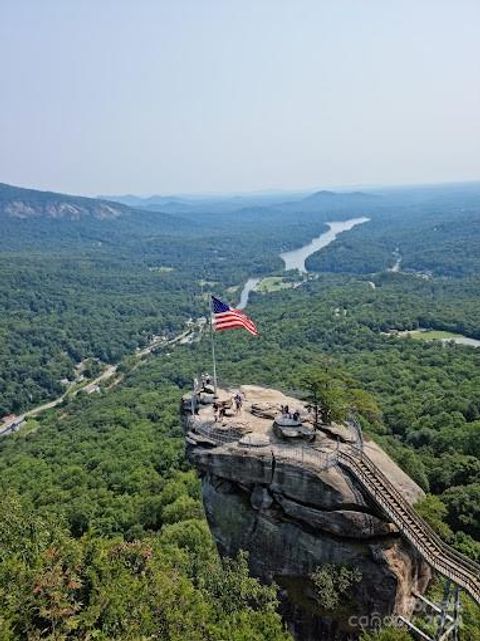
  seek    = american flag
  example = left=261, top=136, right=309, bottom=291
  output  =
left=211, top=296, right=258, bottom=336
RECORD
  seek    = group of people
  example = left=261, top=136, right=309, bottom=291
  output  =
left=212, top=401, right=226, bottom=422
left=200, top=372, right=213, bottom=390
left=213, top=390, right=245, bottom=422
left=280, top=404, right=301, bottom=422
left=234, top=391, right=245, bottom=413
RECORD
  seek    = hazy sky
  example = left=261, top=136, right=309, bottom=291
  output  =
left=1, top=1, right=479, bottom=196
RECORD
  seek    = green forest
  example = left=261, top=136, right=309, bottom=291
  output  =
left=1, top=182, right=480, bottom=640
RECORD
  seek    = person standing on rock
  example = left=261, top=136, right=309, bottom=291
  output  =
left=234, top=392, right=243, bottom=414
left=218, top=404, right=226, bottom=422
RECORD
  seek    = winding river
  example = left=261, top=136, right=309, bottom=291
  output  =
left=280, top=217, right=369, bottom=273
left=238, top=217, right=369, bottom=308
left=238, top=278, right=261, bottom=309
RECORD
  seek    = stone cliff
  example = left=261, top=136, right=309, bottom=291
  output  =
left=182, top=385, right=431, bottom=641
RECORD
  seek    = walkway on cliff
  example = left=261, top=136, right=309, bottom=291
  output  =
left=337, top=447, right=480, bottom=606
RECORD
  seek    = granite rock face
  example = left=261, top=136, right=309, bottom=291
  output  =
left=183, top=387, right=431, bottom=640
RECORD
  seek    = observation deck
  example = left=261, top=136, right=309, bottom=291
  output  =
left=182, top=384, right=480, bottom=609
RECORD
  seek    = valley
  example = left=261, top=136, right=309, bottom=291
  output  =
left=238, top=216, right=370, bottom=308
left=1, top=181, right=480, bottom=640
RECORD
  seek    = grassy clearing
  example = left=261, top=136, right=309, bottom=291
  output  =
left=17, top=418, right=39, bottom=437
left=407, top=330, right=464, bottom=341
left=256, top=276, right=293, bottom=293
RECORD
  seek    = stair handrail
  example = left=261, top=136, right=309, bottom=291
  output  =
left=337, top=448, right=480, bottom=603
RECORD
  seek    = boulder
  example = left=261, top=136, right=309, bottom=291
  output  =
left=201, top=464, right=430, bottom=640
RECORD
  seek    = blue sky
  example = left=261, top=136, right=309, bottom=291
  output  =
left=1, top=0, right=479, bottom=196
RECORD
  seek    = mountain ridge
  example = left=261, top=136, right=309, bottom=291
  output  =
left=0, top=182, right=139, bottom=220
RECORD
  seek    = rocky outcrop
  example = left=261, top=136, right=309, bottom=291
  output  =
left=183, top=386, right=431, bottom=640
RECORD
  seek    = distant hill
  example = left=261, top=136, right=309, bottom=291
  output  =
left=102, top=191, right=311, bottom=214
left=303, top=189, right=336, bottom=199
left=0, top=182, right=194, bottom=252
left=299, top=189, right=379, bottom=206
left=305, top=190, right=374, bottom=199
left=96, top=193, right=149, bottom=208
left=0, top=181, right=389, bottom=254
left=0, top=182, right=132, bottom=220
left=99, top=193, right=195, bottom=211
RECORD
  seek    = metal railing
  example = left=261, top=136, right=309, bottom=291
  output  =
left=189, top=417, right=338, bottom=470
left=193, top=421, right=242, bottom=445
left=275, top=444, right=338, bottom=471
left=187, top=415, right=480, bottom=605
left=337, top=448, right=480, bottom=606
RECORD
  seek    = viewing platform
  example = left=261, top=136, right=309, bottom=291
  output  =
left=182, top=383, right=480, bottom=625
left=182, top=384, right=421, bottom=502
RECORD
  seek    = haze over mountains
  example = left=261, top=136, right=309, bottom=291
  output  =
left=101, top=187, right=381, bottom=215
left=100, top=181, right=480, bottom=217
left=1, top=181, right=382, bottom=220
left=2, top=178, right=480, bottom=234
left=0, top=182, right=383, bottom=251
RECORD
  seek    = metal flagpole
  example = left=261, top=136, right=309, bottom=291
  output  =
left=209, top=295, right=218, bottom=396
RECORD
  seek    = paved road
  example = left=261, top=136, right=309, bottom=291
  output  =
left=0, top=365, right=120, bottom=436
left=0, top=327, right=197, bottom=437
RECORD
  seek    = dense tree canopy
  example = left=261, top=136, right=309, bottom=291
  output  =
left=2, top=182, right=480, bottom=638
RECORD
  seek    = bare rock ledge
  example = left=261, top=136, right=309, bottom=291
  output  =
left=182, top=385, right=431, bottom=641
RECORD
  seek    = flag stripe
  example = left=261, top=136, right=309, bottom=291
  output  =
left=211, top=297, right=258, bottom=336
left=213, top=314, right=258, bottom=336
left=214, top=311, right=257, bottom=329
